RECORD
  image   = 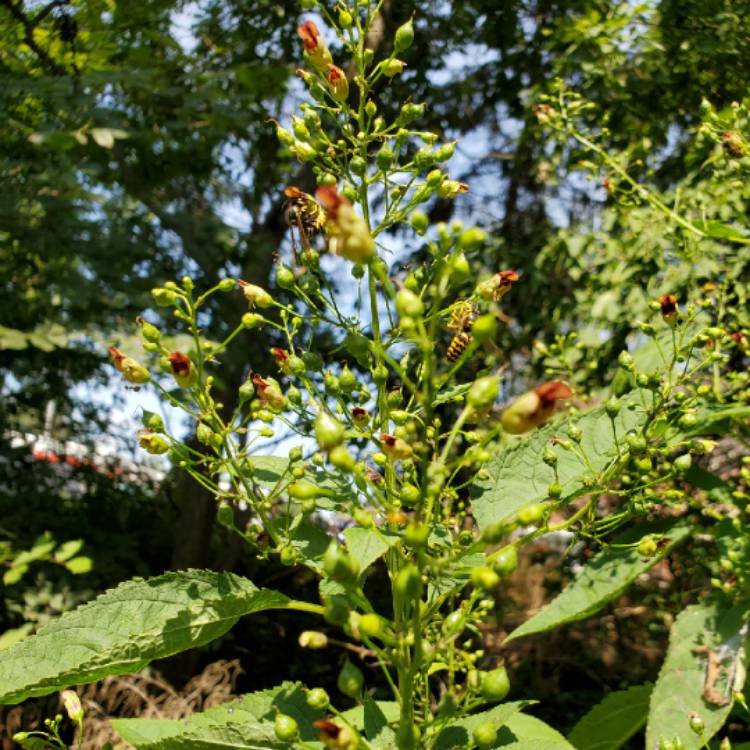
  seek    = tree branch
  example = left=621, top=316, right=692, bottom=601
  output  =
left=0, top=0, right=67, bottom=75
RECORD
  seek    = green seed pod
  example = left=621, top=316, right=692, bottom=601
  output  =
left=329, top=445, right=356, bottom=472
left=216, top=502, right=235, bottom=529
left=141, top=410, right=164, bottom=432
left=404, top=522, right=430, bottom=548
left=279, top=545, right=297, bottom=566
left=373, top=364, right=389, bottom=384
left=323, top=541, right=359, bottom=583
left=274, top=714, right=299, bottom=742
left=139, top=320, right=161, bottom=342
left=481, top=521, right=506, bottom=545
left=287, top=385, right=302, bottom=405
left=338, top=7, right=353, bottom=27
left=400, top=483, right=420, bottom=506
left=138, top=433, right=169, bottom=455
left=339, top=366, right=357, bottom=392
left=442, top=610, right=465, bottom=637
left=517, top=502, right=545, bottom=526
left=398, top=102, right=424, bottom=125
left=395, top=564, right=422, bottom=599
left=288, top=479, right=322, bottom=500
left=674, top=453, right=692, bottom=472
left=396, top=288, right=424, bottom=319
left=467, top=376, right=499, bottom=410
left=458, top=227, right=486, bottom=251
left=376, top=143, right=393, bottom=170
left=394, top=16, right=414, bottom=52
left=414, top=146, right=436, bottom=170
left=306, top=687, right=330, bottom=709
left=276, top=263, right=295, bottom=289
left=350, top=155, right=367, bottom=175
left=410, top=210, right=429, bottom=235
left=480, top=666, right=510, bottom=702
left=242, top=312, right=263, bottom=329
left=435, top=142, right=456, bottom=162
left=678, top=413, right=698, bottom=429
left=324, top=372, right=341, bottom=394
left=316, top=410, right=345, bottom=451
left=471, top=566, right=501, bottom=591
left=605, top=396, right=621, bottom=418
left=472, top=722, right=498, bottom=749
left=625, top=433, right=647, bottom=454
left=491, top=546, right=517, bottom=577
left=152, top=287, right=178, bottom=306
left=337, top=659, right=364, bottom=698
left=542, top=445, right=558, bottom=466
left=358, top=613, right=385, bottom=639
left=276, top=124, right=295, bottom=146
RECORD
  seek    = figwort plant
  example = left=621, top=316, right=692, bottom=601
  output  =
left=2, top=4, right=750, bottom=750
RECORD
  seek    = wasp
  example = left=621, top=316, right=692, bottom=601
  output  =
left=283, top=186, right=326, bottom=251
left=446, top=299, right=479, bottom=362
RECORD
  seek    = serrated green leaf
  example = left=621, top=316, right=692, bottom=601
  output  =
left=471, top=390, right=647, bottom=531
left=433, top=701, right=534, bottom=750
left=0, top=570, right=293, bottom=705
left=567, top=684, right=652, bottom=750
left=505, top=519, right=692, bottom=642
left=114, top=682, right=323, bottom=749
left=343, top=527, right=398, bottom=574
left=498, top=713, right=574, bottom=747
left=646, top=599, right=749, bottom=750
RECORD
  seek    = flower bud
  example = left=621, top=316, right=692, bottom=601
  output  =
left=327, top=64, right=349, bottom=102
left=61, top=690, right=84, bottom=723
left=297, top=20, right=332, bottom=72
left=138, top=319, right=161, bottom=342
left=258, top=380, right=287, bottom=414
left=316, top=186, right=375, bottom=264
left=658, top=294, right=679, bottom=327
left=276, top=124, right=295, bottom=146
left=241, top=312, right=263, bottom=329
left=139, top=432, right=169, bottom=455
left=288, top=479, right=323, bottom=500
left=108, top=347, right=151, bottom=384
left=394, top=16, right=414, bottom=52
left=167, top=352, right=197, bottom=388
left=307, top=687, right=330, bottom=710
left=240, top=281, right=272, bottom=308
left=338, top=7, right=353, bottom=27
left=316, top=410, right=345, bottom=451
left=151, top=287, right=178, bottom=306
left=438, top=179, right=469, bottom=199
left=380, top=433, right=413, bottom=461
left=501, top=381, right=572, bottom=434
left=292, top=141, right=316, bottom=161
left=299, top=630, right=328, bottom=649
left=383, top=58, right=406, bottom=77
left=688, top=712, right=705, bottom=735
left=476, top=270, right=519, bottom=301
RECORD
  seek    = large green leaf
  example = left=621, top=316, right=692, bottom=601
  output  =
left=646, top=599, right=749, bottom=750
left=471, top=390, right=647, bottom=531
left=433, top=701, right=533, bottom=750
left=567, top=684, right=652, bottom=750
left=505, top=519, right=692, bottom=642
left=343, top=526, right=399, bottom=574
left=114, top=682, right=323, bottom=749
left=498, top=713, right=575, bottom=748
left=0, top=570, right=292, bottom=705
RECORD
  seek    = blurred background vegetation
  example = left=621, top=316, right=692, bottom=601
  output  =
left=1, top=0, right=749, bottom=741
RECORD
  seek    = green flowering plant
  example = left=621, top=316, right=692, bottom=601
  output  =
left=2, top=5, right=750, bottom=750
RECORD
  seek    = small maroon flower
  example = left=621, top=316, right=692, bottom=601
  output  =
left=658, top=294, right=679, bottom=326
